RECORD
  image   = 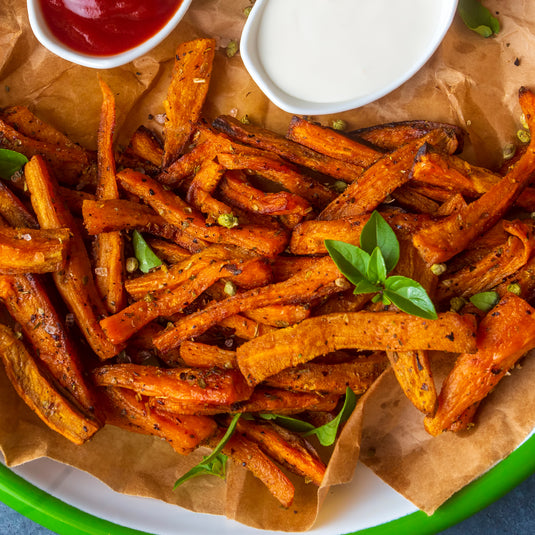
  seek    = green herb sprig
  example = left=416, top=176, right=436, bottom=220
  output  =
left=458, top=0, right=500, bottom=38
left=259, top=387, right=356, bottom=447
left=0, top=149, right=28, bottom=180
left=174, top=413, right=241, bottom=489
left=325, top=211, right=437, bottom=320
left=132, top=230, right=163, bottom=274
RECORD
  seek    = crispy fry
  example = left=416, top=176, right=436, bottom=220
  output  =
left=117, top=169, right=288, bottom=257
left=223, top=432, right=295, bottom=508
left=218, top=314, right=276, bottom=340
left=0, top=225, right=71, bottom=274
left=264, top=354, right=387, bottom=394
left=179, top=341, right=238, bottom=369
left=216, top=150, right=336, bottom=208
left=424, top=295, right=535, bottom=435
left=100, top=386, right=216, bottom=455
left=347, top=120, right=465, bottom=152
left=124, top=125, right=163, bottom=167
left=0, top=273, right=99, bottom=416
left=94, top=77, right=125, bottom=314
left=153, top=255, right=348, bottom=352
left=151, top=387, right=340, bottom=415
left=391, top=184, right=440, bottom=215
left=386, top=350, right=437, bottom=414
left=25, top=155, right=122, bottom=360
left=412, top=87, right=535, bottom=264
left=186, top=159, right=232, bottom=221
left=82, top=198, right=207, bottom=252
left=286, top=115, right=381, bottom=168
left=145, top=238, right=190, bottom=264
left=237, top=311, right=477, bottom=386
left=0, top=181, right=38, bottom=228
left=243, top=304, right=310, bottom=327
left=411, top=145, right=500, bottom=197
left=162, top=38, right=216, bottom=167
left=219, top=169, right=312, bottom=221
left=93, top=364, right=253, bottom=404
left=0, top=118, right=96, bottom=186
left=236, top=418, right=326, bottom=486
left=212, top=115, right=363, bottom=182
left=59, top=186, right=95, bottom=216
left=437, top=220, right=534, bottom=303
left=101, top=257, right=239, bottom=344
left=0, top=323, right=100, bottom=445
left=318, top=129, right=455, bottom=220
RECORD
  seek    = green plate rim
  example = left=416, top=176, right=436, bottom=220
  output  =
left=1, top=433, right=535, bottom=535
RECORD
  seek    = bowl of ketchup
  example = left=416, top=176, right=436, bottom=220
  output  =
left=27, top=0, right=193, bottom=69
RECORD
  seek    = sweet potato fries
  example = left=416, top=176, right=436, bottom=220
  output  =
left=2, top=37, right=535, bottom=509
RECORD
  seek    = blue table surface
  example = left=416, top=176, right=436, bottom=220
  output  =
left=1, top=471, right=535, bottom=535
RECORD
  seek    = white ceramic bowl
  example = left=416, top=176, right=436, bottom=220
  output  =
left=26, top=0, right=193, bottom=69
left=240, top=0, right=458, bottom=115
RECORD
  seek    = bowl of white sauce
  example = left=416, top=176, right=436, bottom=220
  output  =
left=240, top=0, right=458, bottom=115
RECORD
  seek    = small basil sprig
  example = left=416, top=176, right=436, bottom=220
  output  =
left=325, top=211, right=437, bottom=320
left=132, top=230, right=163, bottom=273
left=469, top=291, right=499, bottom=312
left=259, top=387, right=356, bottom=447
left=0, top=149, right=28, bottom=180
left=174, top=413, right=241, bottom=489
left=458, top=0, right=500, bottom=38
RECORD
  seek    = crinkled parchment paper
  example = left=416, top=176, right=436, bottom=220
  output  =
left=1, top=0, right=535, bottom=530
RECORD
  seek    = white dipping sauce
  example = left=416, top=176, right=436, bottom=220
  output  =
left=257, top=0, right=446, bottom=103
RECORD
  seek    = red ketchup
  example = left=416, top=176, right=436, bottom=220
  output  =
left=39, top=0, right=183, bottom=56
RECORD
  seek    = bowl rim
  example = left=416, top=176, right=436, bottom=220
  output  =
left=26, top=0, right=193, bottom=69
left=240, top=0, right=459, bottom=115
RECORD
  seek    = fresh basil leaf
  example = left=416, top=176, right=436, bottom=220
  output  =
left=0, top=149, right=28, bottom=180
left=174, top=413, right=241, bottom=489
left=469, top=291, right=499, bottom=312
left=366, top=246, right=387, bottom=284
left=132, top=230, right=163, bottom=273
left=383, top=276, right=438, bottom=320
left=304, top=387, right=357, bottom=446
left=359, top=211, right=399, bottom=273
left=173, top=453, right=228, bottom=487
left=458, top=0, right=500, bottom=38
left=324, top=239, right=370, bottom=286
left=353, top=279, right=381, bottom=295
left=259, top=413, right=316, bottom=433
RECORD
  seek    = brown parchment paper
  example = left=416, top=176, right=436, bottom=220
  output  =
left=2, top=0, right=535, bottom=531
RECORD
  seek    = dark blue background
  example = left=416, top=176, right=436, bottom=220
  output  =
left=1, top=470, right=535, bottom=534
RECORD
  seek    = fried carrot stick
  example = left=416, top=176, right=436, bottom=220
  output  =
left=100, top=386, right=217, bottom=455
left=318, top=130, right=455, bottom=220
left=25, top=155, right=122, bottom=360
left=0, top=323, right=100, bottom=445
left=412, top=87, right=535, bottom=264
left=0, top=225, right=71, bottom=274
left=237, top=311, right=477, bottom=386
left=162, top=38, right=216, bottom=167
left=0, top=273, right=99, bottom=417
left=424, top=294, right=535, bottom=435
left=93, top=77, right=125, bottom=314
left=82, top=198, right=208, bottom=252
left=151, top=387, right=340, bottom=416
left=93, top=364, right=253, bottom=404
left=223, top=432, right=295, bottom=507
left=437, top=220, right=534, bottom=303
left=216, top=150, right=336, bottom=208
left=236, top=418, right=326, bottom=486
left=286, top=115, right=381, bottom=168
left=152, top=255, right=348, bottom=352
left=212, top=115, right=363, bottom=182
left=117, top=168, right=288, bottom=257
